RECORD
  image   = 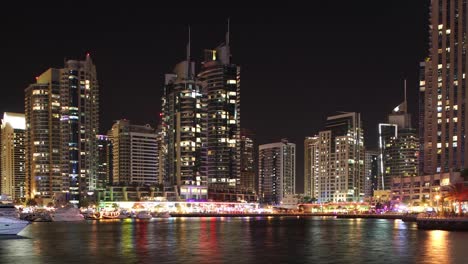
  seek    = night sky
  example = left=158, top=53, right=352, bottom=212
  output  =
left=0, top=2, right=429, bottom=193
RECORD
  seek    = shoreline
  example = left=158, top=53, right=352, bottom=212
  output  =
left=168, top=213, right=404, bottom=219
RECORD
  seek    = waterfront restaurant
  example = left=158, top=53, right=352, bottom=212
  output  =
left=98, top=201, right=261, bottom=214
left=298, top=202, right=371, bottom=214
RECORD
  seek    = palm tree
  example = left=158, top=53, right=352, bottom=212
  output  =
left=441, top=182, right=467, bottom=215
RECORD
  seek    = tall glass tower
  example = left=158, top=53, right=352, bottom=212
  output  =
left=422, top=0, right=468, bottom=174
left=60, top=55, right=99, bottom=204
left=198, top=25, right=241, bottom=191
left=162, top=31, right=208, bottom=200
left=25, top=54, right=99, bottom=205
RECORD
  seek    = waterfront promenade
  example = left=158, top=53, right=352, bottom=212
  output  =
left=169, top=212, right=405, bottom=219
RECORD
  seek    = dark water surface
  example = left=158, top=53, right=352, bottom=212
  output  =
left=1, top=216, right=467, bottom=263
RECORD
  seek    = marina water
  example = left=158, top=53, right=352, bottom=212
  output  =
left=1, top=216, right=468, bottom=264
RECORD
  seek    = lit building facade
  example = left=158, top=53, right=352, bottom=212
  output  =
left=161, top=36, right=208, bottom=200
left=392, top=171, right=463, bottom=206
left=25, top=69, right=62, bottom=202
left=108, top=120, right=159, bottom=185
left=1, top=113, right=26, bottom=201
left=96, top=135, right=111, bottom=189
left=422, top=0, right=468, bottom=174
left=378, top=123, right=398, bottom=189
left=304, top=136, right=319, bottom=199
left=258, top=139, right=296, bottom=205
left=59, top=55, right=99, bottom=203
left=378, top=86, right=418, bottom=190
left=308, top=112, right=365, bottom=203
left=364, top=149, right=379, bottom=198
left=198, top=29, right=241, bottom=191
left=240, top=128, right=256, bottom=193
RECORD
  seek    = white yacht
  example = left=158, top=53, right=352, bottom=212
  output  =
left=0, top=202, right=20, bottom=218
left=0, top=197, right=29, bottom=235
left=50, top=206, right=84, bottom=222
left=0, top=217, right=30, bottom=235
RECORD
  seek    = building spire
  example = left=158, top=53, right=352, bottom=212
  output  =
left=404, top=78, right=407, bottom=104
left=187, top=25, right=191, bottom=62
left=226, top=17, right=230, bottom=46
left=186, top=25, right=191, bottom=80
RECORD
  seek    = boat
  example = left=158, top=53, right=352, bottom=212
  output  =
left=101, top=211, right=120, bottom=219
left=117, top=212, right=130, bottom=219
left=0, top=196, right=30, bottom=235
left=50, top=205, right=85, bottom=222
left=153, top=212, right=171, bottom=218
left=136, top=211, right=152, bottom=219
left=0, top=217, right=30, bottom=235
left=0, top=203, right=20, bottom=218
left=84, top=212, right=100, bottom=220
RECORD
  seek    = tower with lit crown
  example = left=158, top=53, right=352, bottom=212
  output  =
left=198, top=20, right=241, bottom=191
left=162, top=28, right=208, bottom=200
left=1, top=113, right=26, bottom=201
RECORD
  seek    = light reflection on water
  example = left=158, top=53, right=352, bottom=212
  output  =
left=0, top=217, right=467, bottom=264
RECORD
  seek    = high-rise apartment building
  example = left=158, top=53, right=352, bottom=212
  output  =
left=378, top=123, right=398, bottom=189
left=364, top=150, right=379, bottom=198
left=161, top=33, right=208, bottom=200
left=305, top=112, right=365, bottom=203
left=25, top=69, right=63, bottom=202
left=240, top=128, right=256, bottom=193
left=60, top=55, right=99, bottom=203
left=1, top=113, right=26, bottom=201
left=304, top=136, right=319, bottom=199
left=379, top=85, right=418, bottom=189
left=198, top=27, right=241, bottom=191
left=96, top=135, right=111, bottom=189
left=25, top=55, right=99, bottom=204
left=258, top=139, right=296, bottom=205
left=422, top=0, right=468, bottom=174
left=108, top=120, right=159, bottom=185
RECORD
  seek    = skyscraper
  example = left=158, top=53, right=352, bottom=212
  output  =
left=378, top=83, right=419, bottom=191
left=304, top=136, right=319, bottom=199
left=364, top=150, right=379, bottom=198
left=307, top=112, right=365, bottom=202
left=161, top=31, right=208, bottom=200
left=60, top=55, right=99, bottom=203
left=25, top=55, right=99, bottom=205
left=378, top=123, right=398, bottom=189
left=1, top=113, right=26, bottom=201
left=240, top=128, right=256, bottom=193
left=108, top=120, right=159, bottom=185
left=96, top=135, right=111, bottom=189
left=25, top=69, right=62, bottom=203
left=422, top=0, right=468, bottom=174
left=198, top=23, right=241, bottom=191
left=258, top=139, right=296, bottom=205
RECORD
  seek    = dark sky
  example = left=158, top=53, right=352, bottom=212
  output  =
left=0, top=2, right=429, bottom=193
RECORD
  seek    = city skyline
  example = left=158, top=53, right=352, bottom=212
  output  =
left=0, top=2, right=429, bottom=193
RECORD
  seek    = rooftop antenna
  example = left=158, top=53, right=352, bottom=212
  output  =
left=226, top=17, right=230, bottom=46
left=186, top=25, right=191, bottom=80
left=404, top=78, right=407, bottom=103
left=187, top=25, right=191, bottom=62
